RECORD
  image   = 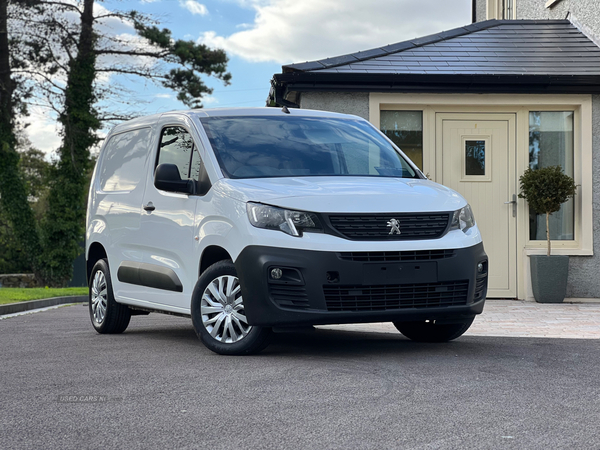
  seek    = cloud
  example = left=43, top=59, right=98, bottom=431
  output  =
left=179, top=0, right=208, bottom=16
left=202, top=96, right=219, bottom=105
left=198, top=0, right=471, bottom=64
left=25, top=107, right=62, bottom=159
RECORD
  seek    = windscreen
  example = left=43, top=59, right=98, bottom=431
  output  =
left=199, top=116, right=419, bottom=179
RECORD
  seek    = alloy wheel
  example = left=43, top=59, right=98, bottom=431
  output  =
left=200, top=275, right=251, bottom=343
left=91, top=270, right=108, bottom=325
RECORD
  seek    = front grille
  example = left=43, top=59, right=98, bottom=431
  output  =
left=327, top=213, right=451, bottom=240
left=269, top=284, right=310, bottom=309
left=323, top=280, right=469, bottom=312
left=338, top=249, right=455, bottom=262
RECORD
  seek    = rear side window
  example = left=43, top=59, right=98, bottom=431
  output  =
left=157, top=126, right=201, bottom=182
left=99, top=128, right=151, bottom=192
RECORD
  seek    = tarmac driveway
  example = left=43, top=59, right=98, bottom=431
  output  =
left=1, top=303, right=599, bottom=449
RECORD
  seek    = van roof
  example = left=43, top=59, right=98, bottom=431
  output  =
left=109, top=107, right=363, bottom=135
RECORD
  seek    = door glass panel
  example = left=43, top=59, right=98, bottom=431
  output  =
left=528, top=111, right=574, bottom=240
left=158, top=126, right=197, bottom=180
left=380, top=111, right=423, bottom=170
left=465, top=140, right=485, bottom=175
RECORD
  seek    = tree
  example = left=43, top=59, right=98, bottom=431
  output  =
left=2, top=0, right=232, bottom=285
left=518, top=166, right=577, bottom=256
left=0, top=0, right=43, bottom=278
left=0, top=136, right=50, bottom=274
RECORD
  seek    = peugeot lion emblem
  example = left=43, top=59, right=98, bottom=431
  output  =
left=387, top=218, right=401, bottom=235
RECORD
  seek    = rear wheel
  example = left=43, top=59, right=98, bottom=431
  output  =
left=191, top=260, right=272, bottom=355
left=89, top=259, right=131, bottom=334
left=393, top=317, right=474, bottom=343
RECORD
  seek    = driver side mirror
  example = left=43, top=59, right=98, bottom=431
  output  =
left=154, top=163, right=196, bottom=194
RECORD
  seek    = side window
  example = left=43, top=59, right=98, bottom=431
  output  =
left=99, top=128, right=151, bottom=192
left=157, top=126, right=201, bottom=182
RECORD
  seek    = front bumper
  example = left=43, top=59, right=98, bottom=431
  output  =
left=235, top=243, right=488, bottom=327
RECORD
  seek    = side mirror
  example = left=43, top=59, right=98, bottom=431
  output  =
left=154, top=164, right=196, bottom=194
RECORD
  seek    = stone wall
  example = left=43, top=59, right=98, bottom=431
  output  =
left=0, top=274, right=38, bottom=288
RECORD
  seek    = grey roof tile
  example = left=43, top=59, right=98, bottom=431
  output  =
left=319, top=54, right=359, bottom=67
left=282, top=19, right=600, bottom=77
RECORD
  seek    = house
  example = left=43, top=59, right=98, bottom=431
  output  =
left=269, top=0, right=600, bottom=301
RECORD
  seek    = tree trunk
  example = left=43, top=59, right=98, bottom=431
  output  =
left=0, top=0, right=43, bottom=279
left=41, top=0, right=99, bottom=285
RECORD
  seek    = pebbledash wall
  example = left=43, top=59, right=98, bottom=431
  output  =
left=476, top=0, right=600, bottom=38
left=513, top=0, right=599, bottom=42
left=571, top=94, right=600, bottom=297
left=301, top=92, right=370, bottom=121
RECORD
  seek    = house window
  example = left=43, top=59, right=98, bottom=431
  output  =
left=528, top=111, right=574, bottom=241
left=503, top=0, right=514, bottom=19
left=380, top=111, right=423, bottom=170
left=487, top=0, right=515, bottom=19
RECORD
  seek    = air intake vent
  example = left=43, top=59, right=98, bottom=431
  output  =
left=338, top=249, right=455, bottom=262
left=269, top=285, right=310, bottom=309
left=323, top=280, right=469, bottom=312
left=327, top=213, right=451, bottom=240
left=474, top=275, right=487, bottom=301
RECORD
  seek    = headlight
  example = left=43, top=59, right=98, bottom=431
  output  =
left=450, top=204, right=476, bottom=233
left=246, top=202, right=323, bottom=237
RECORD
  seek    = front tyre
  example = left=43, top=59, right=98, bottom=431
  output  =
left=393, top=317, right=474, bottom=343
left=89, top=259, right=131, bottom=334
left=191, top=260, right=272, bottom=355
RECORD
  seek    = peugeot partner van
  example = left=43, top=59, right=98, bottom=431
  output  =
left=86, top=108, right=488, bottom=355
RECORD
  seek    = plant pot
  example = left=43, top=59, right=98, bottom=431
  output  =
left=530, top=255, right=569, bottom=303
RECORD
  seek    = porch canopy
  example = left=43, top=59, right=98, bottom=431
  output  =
left=270, top=20, right=600, bottom=107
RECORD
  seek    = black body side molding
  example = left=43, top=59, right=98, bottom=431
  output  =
left=117, top=261, right=183, bottom=292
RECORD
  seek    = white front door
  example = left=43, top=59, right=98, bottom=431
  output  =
left=437, top=113, right=517, bottom=298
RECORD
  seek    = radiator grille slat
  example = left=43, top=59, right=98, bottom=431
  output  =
left=338, top=249, right=455, bottom=262
left=327, top=213, right=451, bottom=240
left=324, top=280, right=469, bottom=312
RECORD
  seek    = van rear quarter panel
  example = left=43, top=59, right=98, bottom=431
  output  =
left=87, top=125, right=156, bottom=300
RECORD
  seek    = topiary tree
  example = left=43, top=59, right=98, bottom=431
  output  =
left=518, top=166, right=577, bottom=257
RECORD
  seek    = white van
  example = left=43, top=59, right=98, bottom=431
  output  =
left=86, top=108, right=488, bottom=355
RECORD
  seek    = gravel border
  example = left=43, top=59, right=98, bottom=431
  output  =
left=0, top=295, right=88, bottom=315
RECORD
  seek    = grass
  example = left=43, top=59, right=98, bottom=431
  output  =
left=0, top=287, right=88, bottom=305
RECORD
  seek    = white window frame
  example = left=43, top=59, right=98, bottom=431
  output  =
left=487, top=0, right=516, bottom=20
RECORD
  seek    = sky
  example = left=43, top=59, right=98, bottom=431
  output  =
left=26, top=0, right=473, bottom=157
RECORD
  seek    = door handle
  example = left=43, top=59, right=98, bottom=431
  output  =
left=143, top=202, right=155, bottom=212
left=504, top=194, right=516, bottom=218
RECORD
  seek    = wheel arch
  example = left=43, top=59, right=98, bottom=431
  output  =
left=199, top=245, right=232, bottom=276
left=87, top=242, right=108, bottom=284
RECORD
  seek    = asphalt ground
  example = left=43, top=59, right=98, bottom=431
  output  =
left=1, top=303, right=599, bottom=450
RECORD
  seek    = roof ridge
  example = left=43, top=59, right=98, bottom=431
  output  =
left=283, top=19, right=573, bottom=73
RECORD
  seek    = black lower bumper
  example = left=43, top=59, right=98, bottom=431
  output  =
left=235, top=243, right=488, bottom=327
